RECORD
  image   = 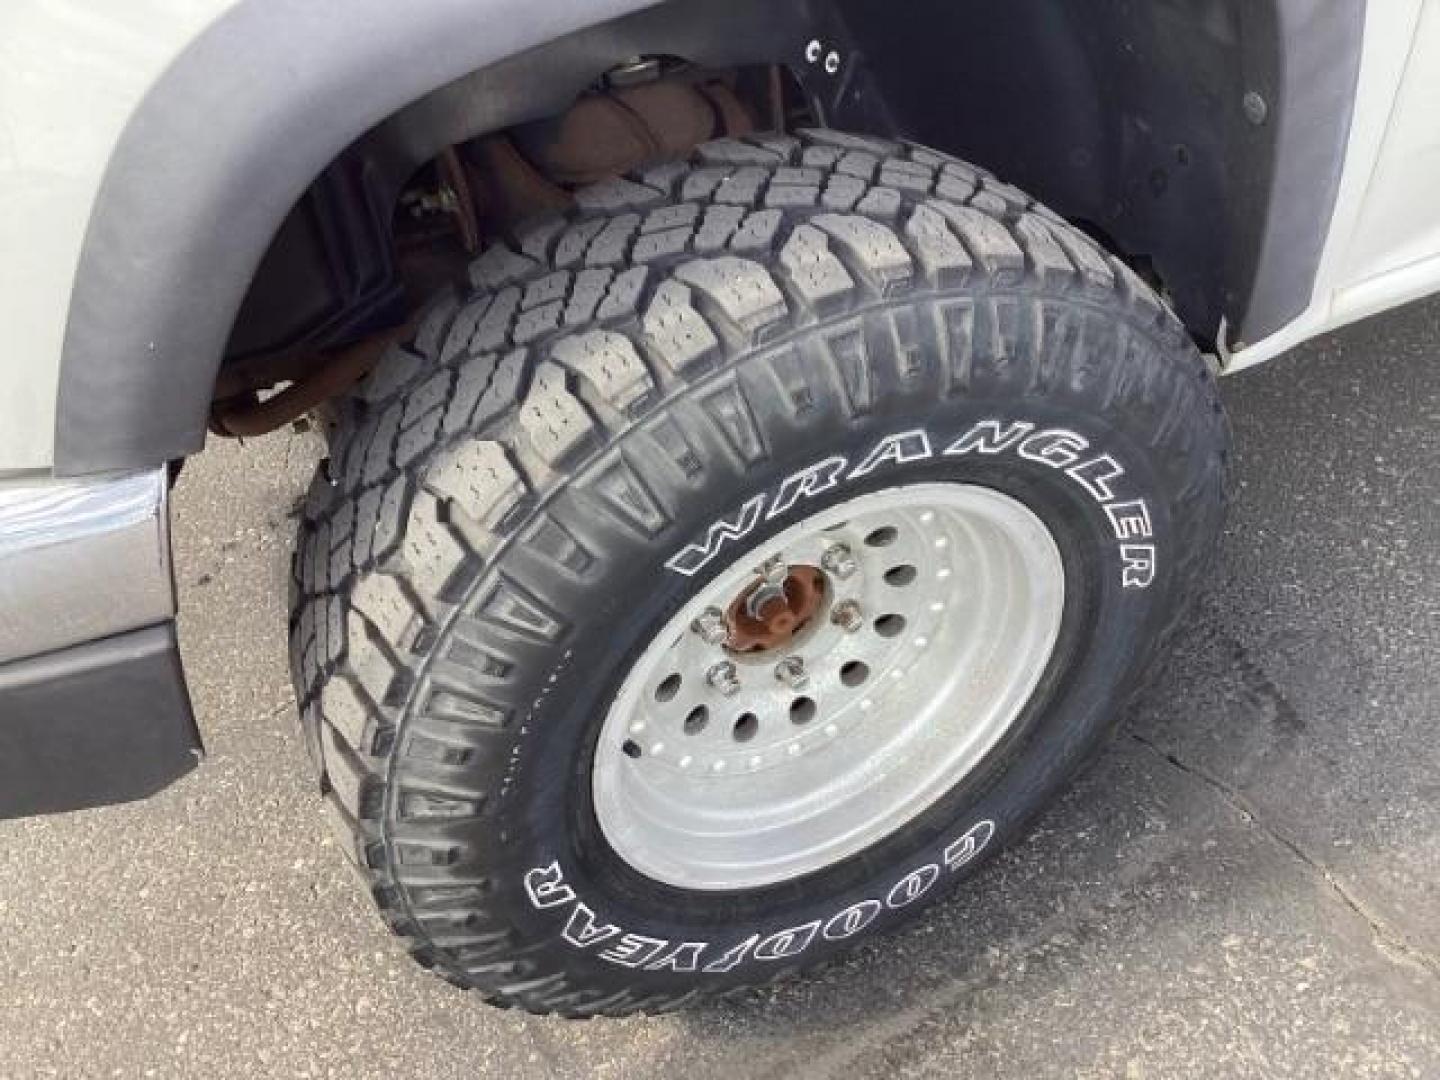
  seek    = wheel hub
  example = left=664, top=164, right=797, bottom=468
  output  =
left=725, top=564, right=827, bottom=653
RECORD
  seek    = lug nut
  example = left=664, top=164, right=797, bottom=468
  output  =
left=758, top=553, right=788, bottom=584
left=821, top=543, right=858, bottom=580
left=831, top=599, right=863, bottom=632
left=774, top=655, right=809, bottom=690
left=707, top=660, right=741, bottom=697
left=692, top=606, right=728, bottom=645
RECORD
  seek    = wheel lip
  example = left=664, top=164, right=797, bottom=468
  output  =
left=591, top=481, right=1067, bottom=891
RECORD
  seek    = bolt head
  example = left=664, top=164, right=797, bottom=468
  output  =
left=1242, top=90, right=1268, bottom=126
left=692, top=607, right=728, bottom=645
left=821, top=543, right=858, bottom=580
left=758, top=553, right=788, bottom=585
left=774, top=655, right=809, bottom=691
left=707, top=661, right=741, bottom=697
left=831, top=599, right=863, bottom=632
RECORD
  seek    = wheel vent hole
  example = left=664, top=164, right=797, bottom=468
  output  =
left=655, top=673, right=682, bottom=702
left=840, top=660, right=870, bottom=687
left=884, top=564, right=917, bottom=587
left=865, top=526, right=899, bottom=548
left=874, top=613, right=907, bottom=638
left=790, top=697, right=817, bottom=725
left=733, top=713, right=759, bottom=742
left=622, top=740, right=643, bottom=759
left=683, top=705, right=709, bottom=736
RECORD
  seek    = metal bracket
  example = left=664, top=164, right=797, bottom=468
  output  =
left=790, top=10, right=896, bottom=137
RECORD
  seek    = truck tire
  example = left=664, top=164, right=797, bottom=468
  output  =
left=290, top=128, right=1229, bottom=1017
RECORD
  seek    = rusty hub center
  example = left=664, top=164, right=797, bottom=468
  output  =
left=724, top=565, right=827, bottom=653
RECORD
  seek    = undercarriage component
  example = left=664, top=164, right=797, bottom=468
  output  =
left=209, top=329, right=401, bottom=437
left=213, top=67, right=760, bottom=432
left=509, top=74, right=753, bottom=187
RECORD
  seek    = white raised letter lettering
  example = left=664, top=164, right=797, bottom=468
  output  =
left=1068, top=454, right=1126, bottom=502
left=943, top=819, right=996, bottom=872
left=644, top=941, right=708, bottom=972
left=885, top=864, right=941, bottom=909
left=599, top=933, right=668, bottom=968
left=944, top=419, right=1035, bottom=456
left=768, top=456, right=849, bottom=519
left=822, top=900, right=883, bottom=941
left=702, top=934, right=759, bottom=973
left=523, top=861, right=575, bottom=910
left=753, top=920, right=822, bottom=961
left=1120, top=544, right=1157, bottom=588
left=848, top=429, right=933, bottom=479
left=1104, top=498, right=1153, bottom=540
left=665, top=494, right=767, bottom=576
left=561, top=902, right=621, bottom=949
left=1018, top=429, right=1089, bottom=469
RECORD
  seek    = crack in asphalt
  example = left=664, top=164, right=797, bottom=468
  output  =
left=1130, top=731, right=1440, bottom=982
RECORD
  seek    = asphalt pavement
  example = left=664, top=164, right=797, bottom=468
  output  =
left=2, top=297, right=1438, bottom=1078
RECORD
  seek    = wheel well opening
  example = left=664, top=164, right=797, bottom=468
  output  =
left=213, top=0, right=1290, bottom=438
left=213, top=52, right=806, bottom=436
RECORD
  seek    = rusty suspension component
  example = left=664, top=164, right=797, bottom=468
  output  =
left=209, top=328, right=403, bottom=437
left=724, top=565, right=828, bottom=653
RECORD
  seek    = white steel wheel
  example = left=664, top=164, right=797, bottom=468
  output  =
left=592, top=482, right=1066, bottom=890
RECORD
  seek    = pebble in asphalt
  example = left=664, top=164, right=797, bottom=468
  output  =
left=1, top=297, right=1437, bottom=1079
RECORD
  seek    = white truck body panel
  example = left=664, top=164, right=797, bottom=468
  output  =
left=0, top=0, right=238, bottom=471
left=1231, top=0, right=1440, bottom=369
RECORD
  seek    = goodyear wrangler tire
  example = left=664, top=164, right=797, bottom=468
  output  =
left=290, top=129, right=1229, bottom=1016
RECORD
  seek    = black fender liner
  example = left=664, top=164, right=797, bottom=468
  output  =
left=839, top=0, right=1362, bottom=350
